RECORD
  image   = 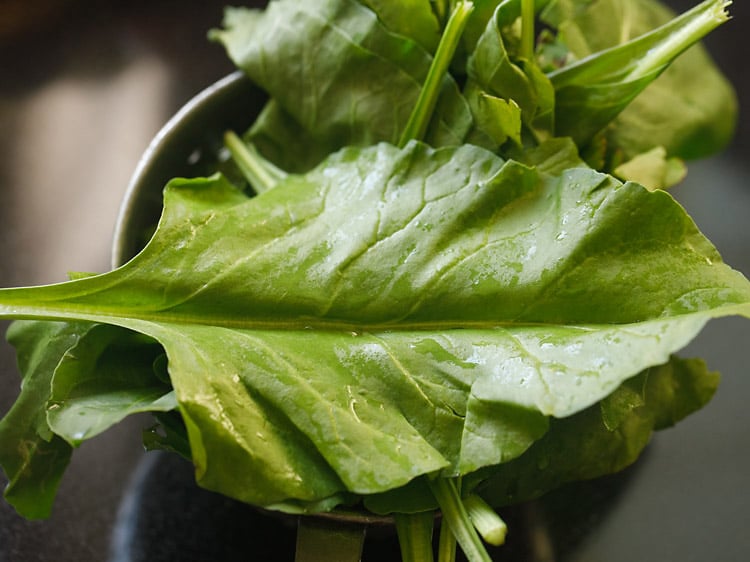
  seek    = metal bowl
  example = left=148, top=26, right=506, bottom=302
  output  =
left=111, top=71, right=265, bottom=268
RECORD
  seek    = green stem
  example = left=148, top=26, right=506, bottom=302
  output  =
left=520, top=0, right=536, bottom=60
left=625, top=0, right=731, bottom=81
left=428, top=478, right=492, bottom=562
left=463, top=494, right=507, bottom=546
left=394, top=511, right=436, bottom=562
left=398, top=1, right=475, bottom=147
left=437, top=476, right=460, bottom=562
left=437, top=515, right=458, bottom=562
left=223, top=130, right=287, bottom=194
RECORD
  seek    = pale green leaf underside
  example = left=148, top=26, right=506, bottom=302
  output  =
left=1, top=141, right=748, bottom=507
left=47, top=324, right=176, bottom=446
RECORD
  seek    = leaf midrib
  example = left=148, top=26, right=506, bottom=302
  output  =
left=0, top=298, right=663, bottom=334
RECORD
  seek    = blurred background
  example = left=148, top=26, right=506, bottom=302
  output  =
left=0, top=1, right=747, bottom=560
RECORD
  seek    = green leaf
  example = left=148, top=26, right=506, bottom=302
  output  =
left=0, top=321, right=86, bottom=519
left=474, top=355, right=720, bottom=507
left=613, top=145, right=687, bottom=190
left=47, top=324, right=176, bottom=446
left=545, top=0, right=729, bottom=84
left=552, top=68, right=662, bottom=148
left=545, top=0, right=736, bottom=158
left=648, top=356, right=721, bottom=431
left=467, top=3, right=532, bottom=109
left=142, top=412, right=192, bottom=460
left=0, top=142, right=748, bottom=510
left=599, top=374, right=647, bottom=431
left=508, top=136, right=584, bottom=175
left=357, top=0, right=442, bottom=52
left=211, top=0, right=473, bottom=172
left=610, top=40, right=737, bottom=160
left=461, top=0, right=553, bottom=55
left=363, top=354, right=720, bottom=515
left=466, top=0, right=555, bottom=136
left=464, top=84, right=523, bottom=148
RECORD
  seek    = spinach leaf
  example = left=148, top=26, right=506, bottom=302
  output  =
left=509, top=136, right=584, bottom=175
left=142, top=412, right=192, bottom=460
left=463, top=84, right=523, bottom=149
left=475, top=355, right=720, bottom=506
left=613, top=145, right=687, bottom=190
left=364, top=354, right=719, bottom=514
left=0, top=321, right=86, bottom=519
left=0, top=142, right=748, bottom=511
left=466, top=0, right=555, bottom=138
left=461, top=0, right=553, bottom=54
left=356, top=0, right=441, bottom=52
left=544, top=0, right=736, bottom=159
left=0, top=321, right=174, bottom=518
left=47, top=324, right=176, bottom=446
left=211, top=0, right=473, bottom=172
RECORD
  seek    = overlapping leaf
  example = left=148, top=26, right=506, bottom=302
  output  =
left=0, top=141, right=749, bottom=510
left=47, top=325, right=176, bottom=446
left=543, top=0, right=736, bottom=157
left=357, top=0, right=441, bottom=52
left=475, top=356, right=721, bottom=506
left=211, top=0, right=473, bottom=172
left=0, top=322, right=175, bottom=517
left=466, top=0, right=555, bottom=137
left=364, top=355, right=720, bottom=514
left=0, top=321, right=82, bottom=519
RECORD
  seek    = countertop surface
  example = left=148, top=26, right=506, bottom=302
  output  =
left=1, top=1, right=748, bottom=560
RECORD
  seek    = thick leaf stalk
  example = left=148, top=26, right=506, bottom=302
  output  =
left=626, top=0, right=731, bottom=81
left=395, top=511, right=436, bottom=562
left=223, top=130, right=287, bottom=193
left=520, top=0, right=536, bottom=60
left=399, top=0, right=475, bottom=146
left=464, top=494, right=507, bottom=546
left=429, top=478, right=492, bottom=562
left=549, top=0, right=733, bottom=146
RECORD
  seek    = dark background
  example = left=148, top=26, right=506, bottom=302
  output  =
left=0, top=1, right=747, bottom=560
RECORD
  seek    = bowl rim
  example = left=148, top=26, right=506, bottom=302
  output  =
left=110, top=71, right=249, bottom=269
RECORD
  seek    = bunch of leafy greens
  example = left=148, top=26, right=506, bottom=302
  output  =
left=0, top=0, right=745, bottom=560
